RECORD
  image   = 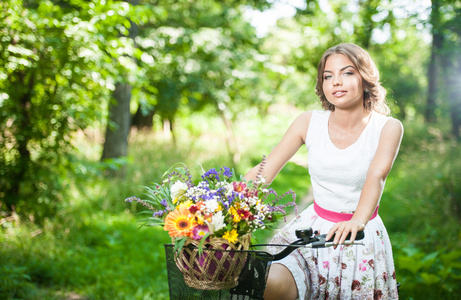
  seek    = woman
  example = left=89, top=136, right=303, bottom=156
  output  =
left=245, top=43, right=402, bottom=299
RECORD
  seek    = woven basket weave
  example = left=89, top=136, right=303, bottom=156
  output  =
left=174, top=234, right=251, bottom=290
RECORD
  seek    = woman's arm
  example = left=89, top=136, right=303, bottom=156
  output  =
left=245, top=111, right=312, bottom=183
left=326, top=117, right=404, bottom=245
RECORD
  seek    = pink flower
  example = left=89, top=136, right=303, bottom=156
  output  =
left=191, top=224, right=210, bottom=240
left=237, top=209, right=251, bottom=219
left=323, top=261, right=330, bottom=269
left=232, top=181, right=247, bottom=193
left=359, top=259, right=367, bottom=272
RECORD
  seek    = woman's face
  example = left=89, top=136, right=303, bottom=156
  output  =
left=322, top=54, right=364, bottom=111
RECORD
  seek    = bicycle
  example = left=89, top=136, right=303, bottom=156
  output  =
left=164, top=228, right=365, bottom=300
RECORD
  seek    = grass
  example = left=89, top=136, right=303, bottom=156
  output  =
left=1, top=109, right=460, bottom=299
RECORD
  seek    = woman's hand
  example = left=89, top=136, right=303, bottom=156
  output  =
left=325, top=219, right=365, bottom=249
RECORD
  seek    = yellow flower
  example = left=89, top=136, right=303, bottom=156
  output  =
left=223, top=229, right=239, bottom=244
left=196, top=215, right=205, bottom=225
left=230, top=207, right=241, bottom=223
left=163, top=207, right=196, bottom=238
left=178, top=200, right=193, bottom=209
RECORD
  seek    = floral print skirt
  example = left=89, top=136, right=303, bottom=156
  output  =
left=268, top=204, right=399, bottom=300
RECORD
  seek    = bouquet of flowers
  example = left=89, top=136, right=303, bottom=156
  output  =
left=126, top=159, right=297, bottom=248
left=125, top=158, right=297, bottom=289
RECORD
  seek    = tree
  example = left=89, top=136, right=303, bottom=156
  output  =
left=438, top=1, right=461, bottom=138
left=0, top=0, right=112, bottom=215
left=128, top=0, right=275, bottom=163
left=425, top=0, right=443, bottom=123
left=425, top=0, right=461, bottom=137
left=101, top=1, right=139, bottom=165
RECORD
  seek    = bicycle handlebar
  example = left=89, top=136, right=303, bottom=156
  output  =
left=175, top=227, right=365, bottom=263
left=252, top=227, right=365, bottom=261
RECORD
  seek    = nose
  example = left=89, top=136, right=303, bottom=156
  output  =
left=333, top=76, right=342, bottom=86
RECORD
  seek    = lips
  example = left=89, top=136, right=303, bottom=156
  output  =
left=333, top=90, right=347, bottom=97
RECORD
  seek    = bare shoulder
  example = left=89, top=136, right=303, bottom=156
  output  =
left=295, top=110, right=313, bottom=123
left=291, top=111, right=314, bottom=142
left=383, top=117, right=404, bottom=137
left=379, top=117, right=404, bottom=149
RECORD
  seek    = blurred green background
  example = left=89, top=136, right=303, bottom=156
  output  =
left=1, top=0, right=460, bottom=299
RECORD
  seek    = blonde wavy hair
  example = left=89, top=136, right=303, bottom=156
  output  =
left=315, top=43, right=390, bottom=115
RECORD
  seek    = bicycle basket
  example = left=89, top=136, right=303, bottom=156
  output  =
left=165, top=244, right=272, bottom=300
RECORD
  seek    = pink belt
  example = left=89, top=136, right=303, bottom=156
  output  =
left=313, top=200, right=379, bottom=223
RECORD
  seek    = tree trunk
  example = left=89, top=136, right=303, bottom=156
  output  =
left=101, top=82, right=132, bottom=161
left=425, top=0, right=443, bottom=123
left=425, top=44, right=438, bottom=123
left=440, top=52, right=461, bottom=138
left=448, top=57, right=461, bottom=138
left=4, top=71, right=34, bottom=211
left=100, top=4, right=138, bottom=174
left=167, top=115, right=176, bottom=144
left=218, top=110, right=240, bottom=167
left=131, top=106, right=155, bottom=130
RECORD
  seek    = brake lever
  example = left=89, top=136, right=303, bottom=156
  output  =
left=309, top=230, right=365, bottom=248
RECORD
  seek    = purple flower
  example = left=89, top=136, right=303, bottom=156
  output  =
left=201, top=168, right=220, bottom=181
left=216, top=187, right=226, bottom=197
left=124, top=196, right=155, bottom=210
left=221, top=166, right=233, bottom=178
left=125, top=196, right=137, bottom=203
left=160, top=199, right=168, bottom=207
left=227, top=192, right=237, bottom=203
left=153, top=210, right=166, bottom=217
left=192, top=225, right=210, bottom=240
left=200, top=193, right=213, bottom=201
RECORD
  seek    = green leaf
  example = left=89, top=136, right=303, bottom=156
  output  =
left=173, top=237, right=188, bottom=253
left=421, top=272, right=440, bottom=285
left=197, top=233, right=211, bottom=256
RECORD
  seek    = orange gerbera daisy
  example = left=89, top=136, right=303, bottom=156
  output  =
left=164, top=207, right=196, bottom=238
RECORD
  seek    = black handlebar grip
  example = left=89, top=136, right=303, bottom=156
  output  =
left=326, top=230, right=365, bottom=242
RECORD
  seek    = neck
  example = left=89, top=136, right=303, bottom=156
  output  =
left=330, top=108, right=372, bottom=131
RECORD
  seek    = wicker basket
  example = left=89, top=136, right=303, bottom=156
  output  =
left=173, top=234, right=251, bottom=290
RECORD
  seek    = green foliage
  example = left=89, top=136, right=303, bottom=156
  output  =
left=0, top=0, right=281, bottom=218
left=0, top=215, right=171, bottom=299
left=0, top=264, right=34, bottom=299
left=0, top=0, right=124, bottom=215
left=394, top=246, right=461, bottom=299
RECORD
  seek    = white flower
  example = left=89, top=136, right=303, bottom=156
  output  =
left=210, top=210, right=225, bottom=232
left=248, top=196, right=258, bottom=206
left=170, top=180, right=188, bottom=200
left=205, top=199, right=220, bottom=213
left=256, top=175, right=266, bottom=184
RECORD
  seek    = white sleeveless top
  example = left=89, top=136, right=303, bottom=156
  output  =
left=305, top=110, right=389, bottom=213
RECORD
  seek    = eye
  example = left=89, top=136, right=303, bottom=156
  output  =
left=324, top=75, right=332, bottom=80
left=343, top=71, right=354, bottom=76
